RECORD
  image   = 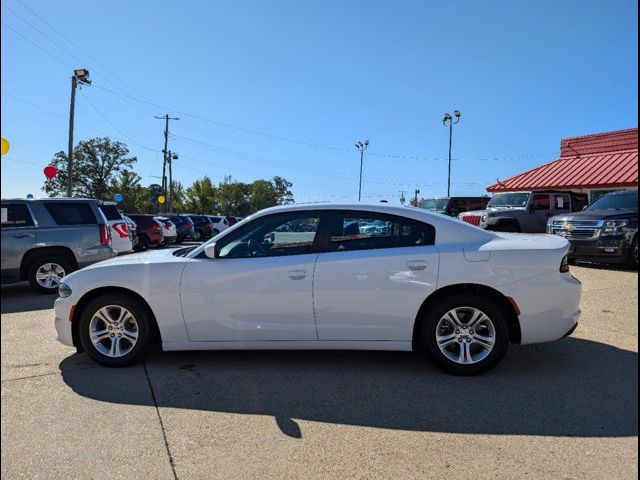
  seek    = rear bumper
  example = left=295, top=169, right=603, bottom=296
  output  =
left=499, top=271, right=582, bottom=345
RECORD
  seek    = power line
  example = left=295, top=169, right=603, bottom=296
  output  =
left=1, top=21, right=73, bottom=68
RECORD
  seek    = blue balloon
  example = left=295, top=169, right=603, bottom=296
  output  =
left=114, top=193, right=124, bottom=202
left=213, top=203, right=220, bottom=210
left=26, top=194, right=34, bottom=199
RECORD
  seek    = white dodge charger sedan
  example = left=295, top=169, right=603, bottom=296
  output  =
left=54, top=203, right=581, bottom=375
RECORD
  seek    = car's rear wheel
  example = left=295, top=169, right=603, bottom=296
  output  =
left=78, top=294, right=153, bottom=367
left=27, top=256, right=73, bottom=294
left=420, top=294, right=509, bottom=375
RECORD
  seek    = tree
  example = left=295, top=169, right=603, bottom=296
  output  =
left=43, top=137, right=137, bottom=199
left=184, top=176, right=217, bottom=213
left=107, top=170, right=147, bottom=213
left=272, top=176, right=294, bottom=205
left=216, top=178, right=251, bottom=216
left=170, top=181, right=187, bottom=213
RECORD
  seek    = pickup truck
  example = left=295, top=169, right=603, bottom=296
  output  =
left=458, top=190, right=589, bottom=233
left=547, top=189, right=638, bottom=268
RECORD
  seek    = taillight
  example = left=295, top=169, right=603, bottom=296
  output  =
left=182, top=223, right=190, bottom=229
left=113, top=222, right=129, bottom=238
left=152, top=224, right=162, bottom=231
left=99, top=224, right=111, bottom=245
left=163, top=225, right=170, bottom=230
left=560, top=255, right=570, bottom=273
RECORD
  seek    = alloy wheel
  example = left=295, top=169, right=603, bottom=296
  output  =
left=436, top=307, right=496, bottom=364
left=89, top=305, right=139, bottom=358
left=35, top=262, right=66, bottom=289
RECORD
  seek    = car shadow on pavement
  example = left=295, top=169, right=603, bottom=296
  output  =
left=59, top=337, right=638, bottom=439
left=1, top=283, right=56, bottom=314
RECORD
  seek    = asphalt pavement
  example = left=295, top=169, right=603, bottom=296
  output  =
left=1, top=264, right=638, bottom=479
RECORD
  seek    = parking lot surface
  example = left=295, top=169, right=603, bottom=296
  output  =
left=1, top=264, right=638, bottom=479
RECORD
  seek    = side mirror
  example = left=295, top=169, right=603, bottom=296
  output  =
left=263, top=232, right=275, bottom=244
left=582, top=206, right=588, bottom=211
left=204, top=242, right=218, bottom=259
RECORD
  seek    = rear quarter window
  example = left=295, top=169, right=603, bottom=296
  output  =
left=44, top=202, right=98, bottom=225
left=1, top=204, right=34, bottom=227
left=99, top=204, right=123, bottom=221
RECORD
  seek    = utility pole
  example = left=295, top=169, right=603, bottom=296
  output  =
left=442, top=110, right=461, bottom=197
left=414, top=189, right=420, bottom=206
left=399, top=191, right=406, bottom=205
left=155, top=114, right=179, bottom=212
left=355, top=139, right=370, bottom=202
left=67, top=69, right=91, bottom=197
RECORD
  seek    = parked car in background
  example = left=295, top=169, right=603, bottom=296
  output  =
left=459, top=190, right=589, bottom=233
left=55, top=203, right=581, bottom=375
left=1, top=198, right=114, bottom=293
left=154, top=216, right=178, bottom=244
left=227, top=216, right=240, bottom=226
left=122, top=215, right=138, bottom=249
left=419, top=197, right=490, bottom=217
left=126, top=214, right=164, bottom=251
left=167, top=215, right=195, bottom=242
left=206, top=215, right=230, bottom=235
left=548, top=189, right=638, bottom=268
left=97, top=201, right=133, bottom=254
left=185, top=215, right=213, bottom=241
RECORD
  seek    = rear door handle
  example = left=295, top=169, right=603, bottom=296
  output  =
left=407, top=260, right=427, bottom=271
left=287, top=270, right=307, bottom=280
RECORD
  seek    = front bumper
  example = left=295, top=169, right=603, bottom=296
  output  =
left=568, top=235, right=629, bottom=263
left=54, top=297, right=75, bottom=347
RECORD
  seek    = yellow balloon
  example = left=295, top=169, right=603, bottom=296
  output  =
left=1, top=137, right=9, bottom=156
left=157, top=195, right=166, bottom=204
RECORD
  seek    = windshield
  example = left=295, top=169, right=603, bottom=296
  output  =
left=586, top=191, right=638, bottom=211
left=488, top=193, right=530, bottom=208
left=419, top=198, right=450, bottom=212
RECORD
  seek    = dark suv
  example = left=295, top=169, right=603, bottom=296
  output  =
left=166, top=215, right=195, bottom=242
left=185, top=215, right=213, bottom=241
left=548, top=190, right=638, bottom=268
left=1, top=198, right=114, bottom=293
left=419, top=197, right=490, bottom=217
left=126, top=214, right=165, bottom=251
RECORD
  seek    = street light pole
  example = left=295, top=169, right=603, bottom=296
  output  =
left=355, top=139, right=370, bottom=202
left=67, top=69, right=91, bottom=197
left=155, top=114, right=179, bottom=213
left=442, top=110, right=461, bottom=197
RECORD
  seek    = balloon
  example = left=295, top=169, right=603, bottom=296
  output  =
left=114, top=193, right=124, bottom=202
left=213, top=203, right=220, bottom=210
left=157, top=195, right=166, bottom=204
left=44, top=165, right=58, bottom=179
left=26, top=194, right=34, bottom=199
left=1, top=137, right=9, bottom=156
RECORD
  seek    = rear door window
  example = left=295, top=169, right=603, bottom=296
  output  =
left=327, top=211, right=435, bottom=252
left=1, top=204, right=34, bottom=227
left=98, top=204, right=123, bottom=221
left=44, top=202, right=97, bottom=225
left=553, top=194, right=571, bottom=210
left=530, top=194, right=551, bottom=211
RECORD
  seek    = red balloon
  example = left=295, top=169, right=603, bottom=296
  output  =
left=44, top=165, right=58, bottom=179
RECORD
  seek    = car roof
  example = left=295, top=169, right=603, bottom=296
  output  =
left=600, top=189, right=638, bottom=196
left=1, top=197, right=101, bottom=203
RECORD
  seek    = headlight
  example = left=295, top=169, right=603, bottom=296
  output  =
left=58, top=283, right=72, bottom=298
left=481, top=215, right=488, bottom=222
left=601, top=219, right=629, bottom=236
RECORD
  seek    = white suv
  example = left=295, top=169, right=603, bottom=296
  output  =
left=207, top=215, right=230, bottom=235
left=97, top=202, right=133, bottom=254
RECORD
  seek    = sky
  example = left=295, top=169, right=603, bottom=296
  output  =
left=1, top=0, right=638, bottom=204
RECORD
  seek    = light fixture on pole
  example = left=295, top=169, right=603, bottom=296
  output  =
left=67, top=69, right=91, bottom=197
left=355, top=139, right=369, bottom=202
left=442, top=109, right=461, bottom=197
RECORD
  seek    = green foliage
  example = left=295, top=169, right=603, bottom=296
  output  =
left=43, top=137, right=136, bottom=199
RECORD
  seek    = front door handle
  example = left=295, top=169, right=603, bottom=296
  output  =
left=13, top=233, right=34, bottom=239
left=407, top=260, right=427, bottom=271
left=287, top=270, right=307, bottom=280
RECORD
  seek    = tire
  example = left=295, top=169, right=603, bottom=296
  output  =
left=419, top=294, right=510, bottom=375
left=133, top=235, right=149, bottom=252
left=193, top=229, right=203, bottom=241
left=27, top=256, right=74, bottom=294
left=78, top=293, right=153, bottom=367
left=629, top=236, right=638, bottom=270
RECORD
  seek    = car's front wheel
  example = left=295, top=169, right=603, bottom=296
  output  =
left=420, top=294, right=509, bottom=375
left=78, top=293, right=153, bottom=367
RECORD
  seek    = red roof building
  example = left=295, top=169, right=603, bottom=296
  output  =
left=487, top=128, right=638, bottom=201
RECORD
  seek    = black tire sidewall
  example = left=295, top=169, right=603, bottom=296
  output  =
left=27, top=256, right=73, bottom=294
left=78, top=293, right=152, bottom=367
left=630, top=236, right=638, bottom=269
left=421, top=294, right=510, bottom=375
